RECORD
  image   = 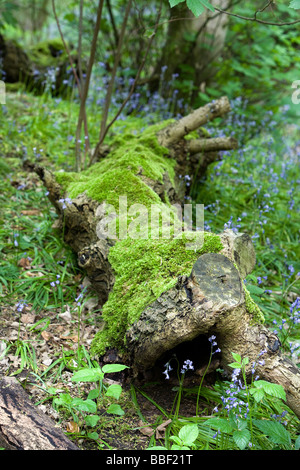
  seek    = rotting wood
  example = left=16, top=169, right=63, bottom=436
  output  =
left=0, top=376, right=78, bottom=450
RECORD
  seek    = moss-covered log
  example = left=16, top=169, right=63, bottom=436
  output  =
left=34, top=97, right=300, bottom=419
left=0, top=34, right=78, bottom=96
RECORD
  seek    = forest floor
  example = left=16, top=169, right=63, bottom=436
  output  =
left=0, top=90, right=300, bottom=450
left=0, top=164, right=216, bottom=451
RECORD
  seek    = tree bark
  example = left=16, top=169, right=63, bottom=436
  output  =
left=33, top=96, right=300, bottom=420
left=149, top=0, right=230, bottom=100
left=0, top=376, right=78, bottom=450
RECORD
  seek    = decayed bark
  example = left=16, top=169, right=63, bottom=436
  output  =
left=126, top=249, right=300, bottom=419
left=0, top=376, right=78, bottom=450
left=33, top=96, right=300, bottom=419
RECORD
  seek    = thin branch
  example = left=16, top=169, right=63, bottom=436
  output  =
left=75, top=0, right=104, bottom=171
left=214, top=6, right=300, bottom=26
left=51, top=0, right=90, bottom=166
left=98, top=0, right=133, bottom=144
left=90, top=1, right=163, bottom=165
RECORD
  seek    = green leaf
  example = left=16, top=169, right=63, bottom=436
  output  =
left=200, top=0, right=215, bottom=12
left=102, top=364, right=129, bottom=374
left=231, top=352, right=242, bottom=363
left=178, top=424, right=199, bottom=446
left=289, top=0, right=300, bottom=9
left=72, top=367, right=104, bottom=382
left=251, top=380, right=286, bottom=401
left=246, top=284, right=266, bottom=295
left=107, top=403, right=125, bottom=416
left=85, top=414, right=100, bottom=427
left=105, top=384, right=123, bottom=400
left=204, top=417, right=233, bottom=433
left=254, top=420, right=291, bottom=449
left=187, top=0, right=205, bottom=16
left=53, top=393, right=73, bottom=407
left=294, top=435, right=300, bottom=450
left=250, top=388, right=265, bottom=403
left=228, top=362, right=242, bottom=369
left=87, top=388, right=100, bottom=400
left=87, top=432, right=99, bottom=440
left=72, top=398, right=97, bottom=413
left=233, top=428, right=251, bottom=450
left=168, top=0, right=185, bottom=7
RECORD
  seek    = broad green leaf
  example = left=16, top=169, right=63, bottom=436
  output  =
left=87, top=432, right=99, bottom=440
left=254, top=420, right=291, bottom=449
left=289, top=0, right=300, bottom=9
left=295, top=435, right=300, bottom=450
left=251, top=380, right=286, bottom=401
left=169, top=0, right=185, bottom=7
left=107, top=403, right=125, bottom=416
left=231, top=352, right=242, bottom=363
left=105, top=384, right=123, bottom=400
left=85, top=414, right=100, bottom=427
left=171, top=444, right=190, bottom=450
left=72, top=367, right=103, bottom=382
left=72, top=398, right=97, bottom=413
left=233, top=429, right=251, bottom=450
left=228, top=362, right=242, bottom=369
left=87, top=388, right=100, bottom=400
left=187, top=0, right=205, bottom=16
left=200, top=0, right=215, bottom=12
left=250, top=388, right=265, bottom=403
left=53, top=393, right=73, bottom=406
left=178, top=424, right=199, bottom=446
left=102, top=364, right=129, bottom=374
left=204, top=417, right=233, bottom=433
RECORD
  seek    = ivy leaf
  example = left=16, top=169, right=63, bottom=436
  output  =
left=289, top=0, right=300, bottom=9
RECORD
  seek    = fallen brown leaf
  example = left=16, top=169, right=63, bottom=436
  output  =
left=18, top=257, right=32, bottom=269
left=66, top=421, right=80, bottom=433
left=155, top=419, right=172, bottom=439
left=138, top=420, right=154, bottom=437
left=20, top=313, right=35, bottom=324
left=41, top=331, right=52, bottom=341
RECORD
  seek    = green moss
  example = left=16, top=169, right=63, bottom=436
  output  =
left=242, top=283, right=265, bottom=324
left=28, top=38, right=68, bottom=68
left=90, top=232, right=224, bottom=356
left=54, top=121, right=225, bottom=356
left=55, top=122, right=176, bottom=212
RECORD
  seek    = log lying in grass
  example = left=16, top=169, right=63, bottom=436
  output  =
left=33, top=96, right=300, bottom=420
left=0, top=376, right=78, bottom=450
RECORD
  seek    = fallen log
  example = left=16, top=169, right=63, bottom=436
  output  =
left=33, top=96, right=300, bottom=420
left=0, top=376, right=78, bottom=450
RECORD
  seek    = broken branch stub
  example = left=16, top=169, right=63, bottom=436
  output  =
left=157, top=96, right=231, bottom=147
